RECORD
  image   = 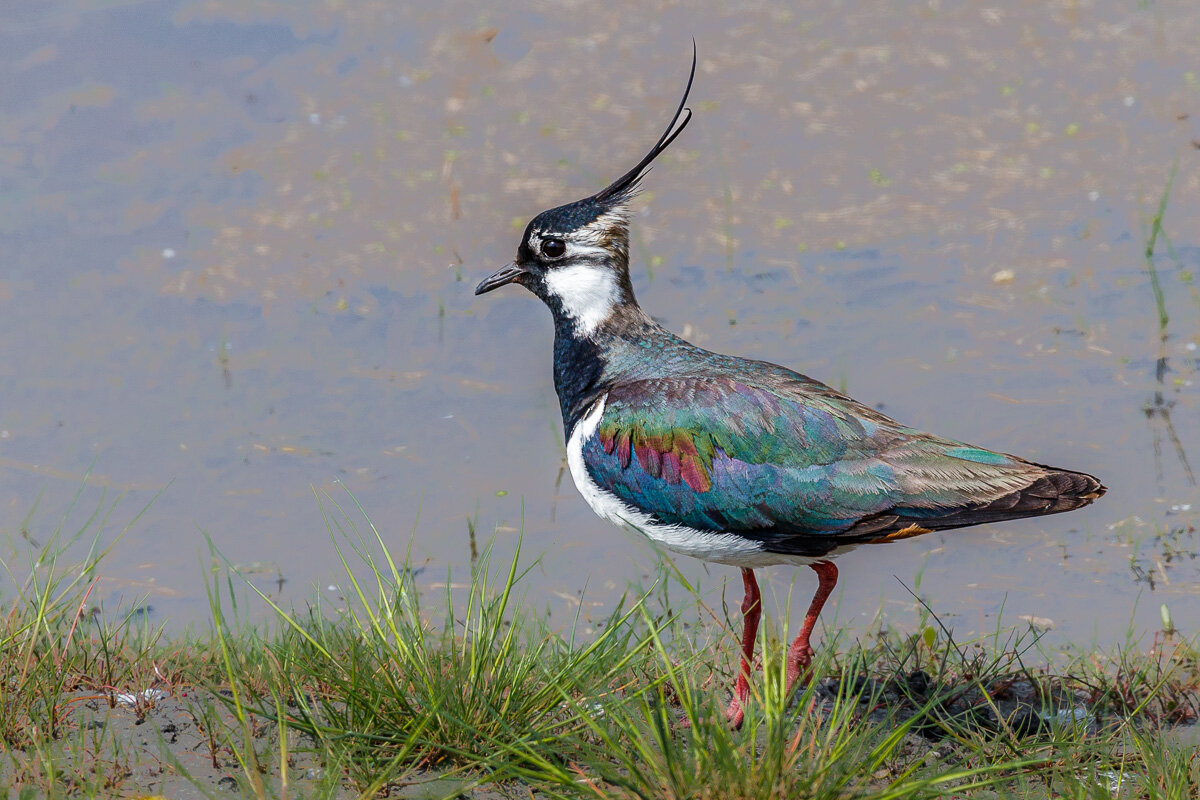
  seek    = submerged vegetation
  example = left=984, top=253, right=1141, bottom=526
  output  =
left=1, top=491, right=1198, bottom=799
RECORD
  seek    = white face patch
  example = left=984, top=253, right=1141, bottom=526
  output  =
left=544, top=264, right=619, bottom=337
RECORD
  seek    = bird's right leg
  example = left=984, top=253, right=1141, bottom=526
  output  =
left=725, top=567, right=761, bottom=729
left=785, top=561, right=838, bottom=695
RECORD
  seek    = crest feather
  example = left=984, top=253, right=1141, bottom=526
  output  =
left=590, top=41, right=696, bottom=206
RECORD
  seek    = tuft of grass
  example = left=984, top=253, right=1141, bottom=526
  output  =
left=209, top=489, right=664, bottom=792
left=0, top=484, right=170, bottom=794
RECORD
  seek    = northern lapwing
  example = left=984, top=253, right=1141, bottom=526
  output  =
left=475, top=51, right=1105, bottom=728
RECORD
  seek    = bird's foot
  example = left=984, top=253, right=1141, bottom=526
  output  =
left=785, top=644, right=815, bottom=697
left=724, top=697, right=745, bottom=730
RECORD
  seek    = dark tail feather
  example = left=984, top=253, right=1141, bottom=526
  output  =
left=905, top=466, right=1104, bottom=531
left=1021, top=468, right=1106, bottom=512
left=849, top=466, right=1106, bottom=542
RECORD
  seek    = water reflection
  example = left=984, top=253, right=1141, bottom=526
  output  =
left=1142, top=168, right=1197, bottom=487
left=1146, top=349, right=1196, bottom=487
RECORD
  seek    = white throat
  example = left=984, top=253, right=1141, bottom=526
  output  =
left=544, top=264, right=619, bottom=337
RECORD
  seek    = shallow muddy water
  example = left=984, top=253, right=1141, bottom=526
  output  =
left=1, top=0, right=1198, bottom=647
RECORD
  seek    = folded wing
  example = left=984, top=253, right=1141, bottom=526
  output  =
left=580, top=376, right=1103, bottom=557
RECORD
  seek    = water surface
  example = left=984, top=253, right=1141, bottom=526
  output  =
left=2, top=0, right=1198, bottom=647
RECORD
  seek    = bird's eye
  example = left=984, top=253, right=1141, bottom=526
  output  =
left=542, top=238, right=566, bottom=259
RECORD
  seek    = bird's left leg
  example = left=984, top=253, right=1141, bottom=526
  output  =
left=785, top=561, right=838, bottom=695
left=725, top=567, right=761, bottom=729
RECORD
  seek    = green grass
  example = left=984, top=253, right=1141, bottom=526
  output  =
left=204, top=492, right=662, bottom=791
left=0, top=482, right=150, bottom=745
left=1142, top=162, right=1176, bottom=337
left=3, top=489, right=1199, bottom=798
left=0, top=486, right=189, bottom=792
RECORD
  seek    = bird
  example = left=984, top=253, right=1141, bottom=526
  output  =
left=474, top=50, right=1105, bottom=729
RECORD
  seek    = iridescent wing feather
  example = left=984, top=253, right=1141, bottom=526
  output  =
left=580, top=375, right=1101, bottom=557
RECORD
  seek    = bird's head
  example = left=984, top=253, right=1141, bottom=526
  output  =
left=476, top=49, right=695, bottom=338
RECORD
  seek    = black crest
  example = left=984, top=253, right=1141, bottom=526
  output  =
left=529, top=43, right=697, bottom=235
left=590, top=41, right=697, bottom=206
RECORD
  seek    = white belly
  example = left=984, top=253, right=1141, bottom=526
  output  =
left=565, top=395, right=822, bottom=568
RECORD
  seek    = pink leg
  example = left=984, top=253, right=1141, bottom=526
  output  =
left=785, top=561, right=838, bottom=695
left=724, top=568, right=761, bottom=729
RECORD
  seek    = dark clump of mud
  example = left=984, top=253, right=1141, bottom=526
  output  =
left=812, top=668, right=1099, bottom=742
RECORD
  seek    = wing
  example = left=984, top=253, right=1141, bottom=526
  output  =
left=579, top=375, right=1102, bottom=557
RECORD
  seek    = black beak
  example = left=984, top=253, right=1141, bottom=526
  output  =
left=475, top=263, right=527, bottom=295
